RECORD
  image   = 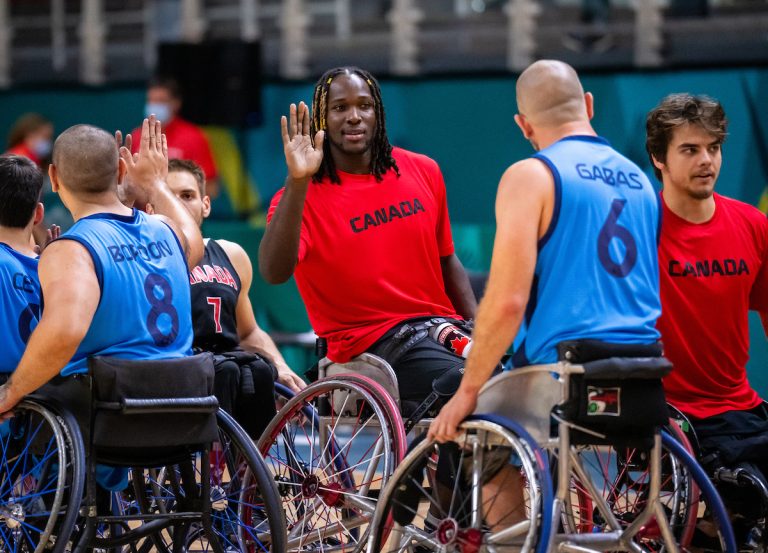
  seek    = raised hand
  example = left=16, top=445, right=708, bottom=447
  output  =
left=281, top=101, right=325, bottom=182
left=33, top=224, right=61, bottom=255
left=119, top=115, right=169, bottom=207
left=115, top=130, right=139, bottom=207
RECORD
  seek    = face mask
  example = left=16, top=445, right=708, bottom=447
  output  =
left=31, top=139, right=52, bottom=159
left=145, top=102, right=172, bottom=124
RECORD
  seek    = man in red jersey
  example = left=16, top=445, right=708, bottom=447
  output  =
left=647, top=93, right=768, bottom=541
left=259, top=66, right=477, bottom=407
left=132, top=77, right=219, bottom=196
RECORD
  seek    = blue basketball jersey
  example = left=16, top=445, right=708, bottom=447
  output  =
left=59, top=210, right=193, bottom=375
left=0, top=244, right=40, bottom=373
left=512, top=136, right=661, bottom=366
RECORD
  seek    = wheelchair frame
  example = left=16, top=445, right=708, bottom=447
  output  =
left=366, top=361, right=738, bottom=553
left=1, top=377, right=287, bottom=553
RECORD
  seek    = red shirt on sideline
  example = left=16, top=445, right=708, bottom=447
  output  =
left=658, top=192, right=768, bottom=419
left=132, top=117, right=217, bottom=181
left=267, top=147, right=459, bottom=363
left=6, top=143, right=42, bottom=167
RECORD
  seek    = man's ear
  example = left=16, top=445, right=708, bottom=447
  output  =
left=202, top=195, right=212, bottom=220
left=584, top=92, right=594, bottom=120
left=514, top=114, right=532, bottom=139
left=33, top=203, right=45, bottom=226
left=48, top=164, right=59, bottom=193
left=651, top=154, right=665, bottom=173
left=117, top=157, right=127, bottom=184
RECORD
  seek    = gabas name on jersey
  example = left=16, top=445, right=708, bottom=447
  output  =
left=575, top=163, right=645, bottom=190
left=189, top=264, right=238, bottom=290
left=349, top=198, right=426, bottom=234
left=668, top=258, right=750, bottom=277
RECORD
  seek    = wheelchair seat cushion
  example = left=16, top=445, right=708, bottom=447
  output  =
left=89, top=352, right=219, bottom=462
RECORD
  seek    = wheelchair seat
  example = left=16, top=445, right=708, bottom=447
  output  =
left=476, top=355, right=673, bottom=447
left=318, top=352, right=459, bottom=420
left=319, top=352, right=401, bottom=412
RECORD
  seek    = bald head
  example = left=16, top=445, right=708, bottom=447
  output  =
left=516, top=60, right=588, bottom=127
left=52, top=124, right=119, bottom=195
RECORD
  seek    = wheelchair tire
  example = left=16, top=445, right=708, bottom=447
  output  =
left=662, top=430, right=737, bottom=553
left=0, top=398, right=85, bottom=553
left=260, top=376, right=406, bottom=553
left=368, top=414, right=552, bottom=553
left=128, top=410, right=286, bottom=553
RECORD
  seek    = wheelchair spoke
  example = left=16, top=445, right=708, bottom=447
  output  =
left=322, top=451, right=384, bottom=483
left=318, top=392, right=352, bottom=468
left=320, top=413, right=376, bottom=476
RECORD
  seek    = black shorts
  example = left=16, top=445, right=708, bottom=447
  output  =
left=690, top=402, right=768, bottom=469
left=367, top=317, right=465, bottom=403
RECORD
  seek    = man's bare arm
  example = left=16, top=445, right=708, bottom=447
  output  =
left=219, top=240, right=305, bottom=392
left=0, top=241, right=99, bottom=413
left=120, top=116, right=204, bottom=268
left=441, top=253, right=477, bottom=320
left=429, top=159, right=553, bottom=441
left=259, top=102, right=324, bottom=284
left=259, top=177, right=310, bottom=283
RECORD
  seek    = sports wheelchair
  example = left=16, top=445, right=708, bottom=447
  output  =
left=367, top=342, right=738, bottom=552
left=669, top=403, right=768, bottom=552
left=0, top=353, right=286, bottom=553
left=257, top=345, right=471, bottom=553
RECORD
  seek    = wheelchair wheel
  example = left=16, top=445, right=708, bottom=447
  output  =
left=368, top=414, right=552, bottom=553
left=128, top=410, right=286, bottom=553
left=0, top=399, right=85, bottom=553
left=560, top=429, right=736, bottom=553
left=259, top=376, right=407, bottom=553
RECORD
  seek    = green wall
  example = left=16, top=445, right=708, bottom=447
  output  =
left=2, top=67, right=766, bottom=222
left=1, top=66, right=765, bottom=389
left=243, top=67, right=768, bottom=223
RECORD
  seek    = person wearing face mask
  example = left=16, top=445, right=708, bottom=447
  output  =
left=6, top=113, right=58, bottom=248
left=6, top=113, right=54, bottom=168
left=131, top=76, right=218, bottom=196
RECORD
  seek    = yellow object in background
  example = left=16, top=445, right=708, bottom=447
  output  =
left=759, top=187, right=768, bottom=214
left=203, top=126, right=263, bottom=223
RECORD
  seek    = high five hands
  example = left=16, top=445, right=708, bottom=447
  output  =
left=281, top=102, right=325, bottom=183
left=115, top=115, right=169, bottom=209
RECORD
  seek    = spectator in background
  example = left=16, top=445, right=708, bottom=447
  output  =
left=6, top=113, right=56, bottom=247
left=6, top=113, right=54, bottom=168
left=132, top=76, right=219, bottom=196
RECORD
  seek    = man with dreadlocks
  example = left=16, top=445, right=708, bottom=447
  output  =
left=260, top=66, right=476, bottom=409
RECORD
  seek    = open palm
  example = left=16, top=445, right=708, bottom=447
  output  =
left=282, top=101, right=325, bottom=181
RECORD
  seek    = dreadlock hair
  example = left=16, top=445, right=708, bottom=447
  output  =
left=310, top=66, right=399, bottom=184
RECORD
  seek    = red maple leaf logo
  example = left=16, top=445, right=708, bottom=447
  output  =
left=449, top=336, right=471, bottom=356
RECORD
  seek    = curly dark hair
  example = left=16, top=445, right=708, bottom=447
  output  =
left=310, top=66, right=399, bottom=184
left=646, top=93, right=727, bottom=181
